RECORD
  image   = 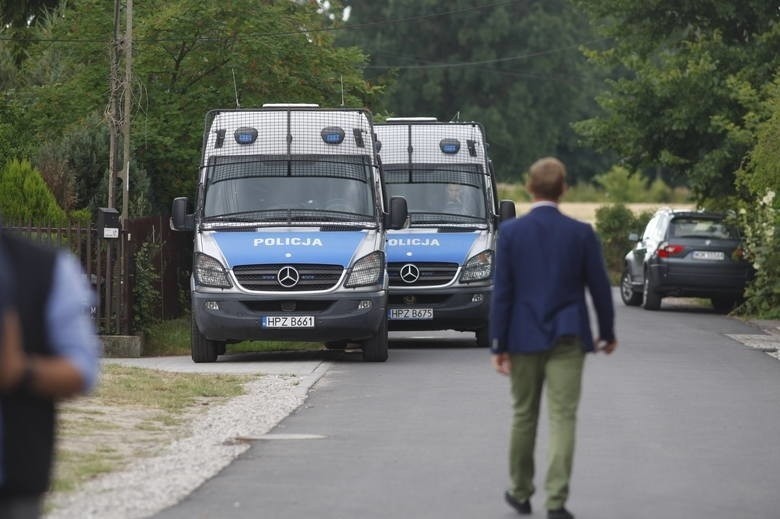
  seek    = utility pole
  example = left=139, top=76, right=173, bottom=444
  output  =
left=107, top=0, right=121, bottom=209
left=121, top=0, right=132, bottom=224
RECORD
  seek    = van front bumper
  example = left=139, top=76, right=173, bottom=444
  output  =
left=192, top=290, right=386, bottom=343
left=386, top=288, right=490, bottom=332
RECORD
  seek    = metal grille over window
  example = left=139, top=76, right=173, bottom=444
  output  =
left=388, top=262, right=459, bottom=287
left=233, top=264, right=343, bottom=291
left=200, top=108, right=378, bottom=228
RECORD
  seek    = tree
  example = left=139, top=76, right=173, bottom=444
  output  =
left=0, top=158, right=66, bottom=224
left=573, top=0, right=780, bottom=205
left=340, top=0, right=612, bottom=183
left=0, top=0, right=379, bottom=213
left=735, top=76, right=780, bottom=318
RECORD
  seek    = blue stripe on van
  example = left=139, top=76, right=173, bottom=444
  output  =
left=385, top=232, right=477, bottom=264
left=213, top=231, right=366, bottom=267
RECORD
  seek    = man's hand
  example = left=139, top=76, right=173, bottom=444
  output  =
left=0, top=309, right=25, bottom=391
left=596, top=338, right=618, bottom=355
left=492, top=353, right=511, bottom=376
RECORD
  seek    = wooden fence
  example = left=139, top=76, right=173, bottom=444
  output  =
left=4, top=216, right=191, bottom=335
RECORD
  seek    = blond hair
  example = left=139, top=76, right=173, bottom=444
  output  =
left=526, top=157, right=566, bottom=201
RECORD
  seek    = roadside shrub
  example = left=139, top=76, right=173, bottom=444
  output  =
left=735, top=79, right=780, bottom=317
left=595, top=204, right=654, bottom=282
left=594, top=165, right=647, bottom=203
left=132, top=239, right=162, bottom=335
left=0, top=158, right=66, bottom=224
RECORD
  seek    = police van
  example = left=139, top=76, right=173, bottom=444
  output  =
left=375, top=118, right=515, bottom=347
left=170, top=105, right=407, bottom=362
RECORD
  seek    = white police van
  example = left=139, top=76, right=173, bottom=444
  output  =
left=375, top=118, right=515, bottom=347
left=171, top=105, right=407, bottom=362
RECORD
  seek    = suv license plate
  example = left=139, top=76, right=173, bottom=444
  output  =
left=388, top=308, right=433, bottom=320
left=692, top=251, right=725, bottom=261
left=262, top=316, right=315, bottom=328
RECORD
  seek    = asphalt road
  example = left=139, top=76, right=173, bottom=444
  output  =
left=154, top=293, right=780, bottom=519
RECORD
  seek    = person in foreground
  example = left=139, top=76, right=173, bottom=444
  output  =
left=0, top=225, right=101, bottom=519
left=490, top=157, right=617, bottom=519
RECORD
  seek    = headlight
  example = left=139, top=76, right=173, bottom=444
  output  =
left=459, top=250, right=493, bottom=283
left=345, top=251, right=384, bottom=288
left=194, top=252, right=232, bottom=288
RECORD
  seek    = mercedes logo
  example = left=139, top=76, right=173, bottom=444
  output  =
left=399, top=263, right=420, bottom=284
left=277, top=266, right=300, bottom=288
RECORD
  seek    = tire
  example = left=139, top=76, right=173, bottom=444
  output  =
left=475, top=327, right=490, bottom=348
left=620, top=268, right=642, bottom=306
left=642, top=274, right=662, bottom=311
left=191, top=315, right=220, bottom=363
left=711, top=297, right=737, bottom=314
left=361, top=317, right=389, bottom=362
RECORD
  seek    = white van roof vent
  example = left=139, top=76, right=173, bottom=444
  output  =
left=262, top=103, right=320, bottom=108
left=385, top=117, right=438, bottom=122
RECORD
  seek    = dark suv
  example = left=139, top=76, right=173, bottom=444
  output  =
left=620, top=208, right=753, bottom=312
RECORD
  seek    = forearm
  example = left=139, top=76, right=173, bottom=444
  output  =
left=26, top=355, right=87, bottom=398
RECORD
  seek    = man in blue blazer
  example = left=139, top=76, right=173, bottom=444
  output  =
left=490, top=157, right=617, bottom=519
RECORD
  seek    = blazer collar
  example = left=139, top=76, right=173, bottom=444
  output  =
left=529, top=200, right=559, bottom=211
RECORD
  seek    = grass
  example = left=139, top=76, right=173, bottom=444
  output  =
left=50, top=364, right=251, bottom=500
left=143, top=316, right=323, bottom=357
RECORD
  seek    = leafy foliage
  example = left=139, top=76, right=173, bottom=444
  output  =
left=341, top=0, right=613, bottom=183
left=133, top=239, right=162, bottom=335
left=0, top=0, right=378, bottom=213
left=735, top=78, right=780, bottom=318
left=574, top=0, right=780, bottom=205
left=0, top=158, right=66, bottom=224
left=595, top=203, right=653, bottom=278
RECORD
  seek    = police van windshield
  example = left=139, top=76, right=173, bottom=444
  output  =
left=384, top=164, right=487, bottom=226
left=203, top=154, right=375, bottom=224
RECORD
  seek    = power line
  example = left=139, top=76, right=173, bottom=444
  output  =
left=364, top=39, right=607, bottom=71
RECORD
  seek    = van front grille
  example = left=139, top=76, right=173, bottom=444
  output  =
left=388, top=262, right=458, bottom=287
left=233, top=264, right=343, bottom=291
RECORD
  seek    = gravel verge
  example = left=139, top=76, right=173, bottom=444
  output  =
left=45, top=362, right=329, bottom=519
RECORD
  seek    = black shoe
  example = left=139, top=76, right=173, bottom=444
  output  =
left=504, top=491, right=532, bottom=514
left=548, top=507, right=574, bottom=519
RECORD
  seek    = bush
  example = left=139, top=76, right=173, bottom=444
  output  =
left=0, top=158, right=66, bottom=224
left=595, top=203, right=654, bottom=282
left=132, top=239, right=162, bottom=335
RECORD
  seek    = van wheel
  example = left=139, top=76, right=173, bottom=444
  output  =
left=642, top=275, right=662, bottom=311
left=475, top=327, right=490, bottom=348
left=620, top=268, right=642, bottom=306
left=361, top=317, right=388, bottom=362
left=191, top=315, right=220, bottom=363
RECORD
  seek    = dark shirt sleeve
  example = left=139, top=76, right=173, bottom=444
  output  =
left=584, top=228, right=615, bottom=343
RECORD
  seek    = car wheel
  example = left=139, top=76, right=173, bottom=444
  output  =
left=642, top=274, right=662, bottom=311
left=620, top=268, right=642, bottom=306
left=711, top=297, right=737, bottom=314
left=361, top=317, right=389, bottom=362
left=191, top=315, right=220, bottom=363
left=475, top=327, right=490, bottom=348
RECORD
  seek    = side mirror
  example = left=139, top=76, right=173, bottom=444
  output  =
left=386, top=196, right=408, bottom=230
left=171, top=197, right=195, bottom=231
left=498, top=200, right=516, bottom=223
left=628, top=232, right=639, bottom=242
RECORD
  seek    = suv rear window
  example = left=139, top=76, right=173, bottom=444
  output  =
left=669, top=217, right=739, bottom=240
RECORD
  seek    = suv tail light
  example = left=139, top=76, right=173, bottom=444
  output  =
left=657, top=243, right=685, bottom=258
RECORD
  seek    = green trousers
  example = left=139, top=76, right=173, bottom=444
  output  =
left=508, top=338, right=585, bottom=510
